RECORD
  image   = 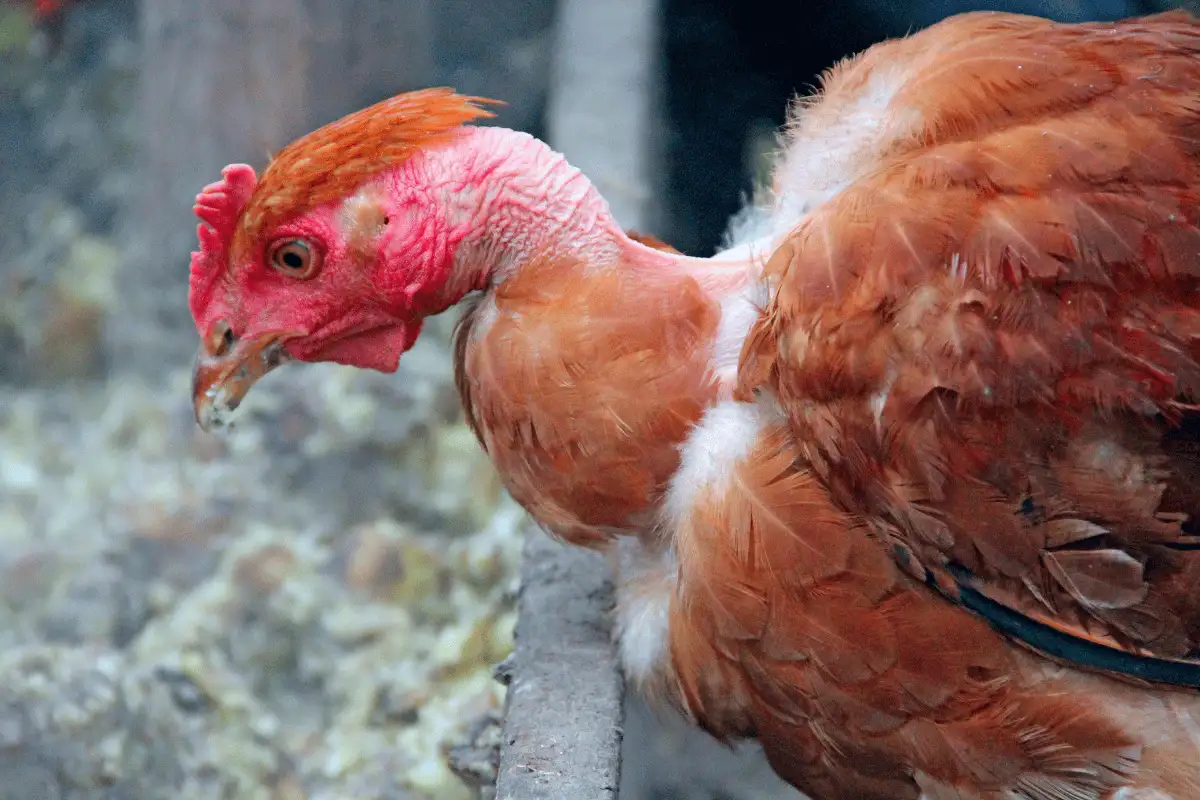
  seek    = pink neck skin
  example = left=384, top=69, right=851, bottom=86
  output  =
left=394, top=126, right=754, bottom=315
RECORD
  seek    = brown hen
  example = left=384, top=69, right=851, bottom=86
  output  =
left=187, top=11, right=1200, bottom=798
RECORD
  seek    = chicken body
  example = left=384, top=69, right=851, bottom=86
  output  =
left=188, top=10, right=1200, bottom=799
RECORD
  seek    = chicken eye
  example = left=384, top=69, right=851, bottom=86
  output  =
left=267, top=238, right=321, bottom=279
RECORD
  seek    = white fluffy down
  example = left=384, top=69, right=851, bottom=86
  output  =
left=613, top=37, right=917, bottom=761
left=613, top=536, right=676, bottom=688
left=616, top=400, right=776, bottom=688
left=665, top=400, right=769, bottom=529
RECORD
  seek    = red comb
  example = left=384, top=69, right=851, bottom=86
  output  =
left=187, top=163, right=257, bottom=324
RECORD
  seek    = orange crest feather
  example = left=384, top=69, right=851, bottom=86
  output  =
left=231, top=88, right=500, bottom=260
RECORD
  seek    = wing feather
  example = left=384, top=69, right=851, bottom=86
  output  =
left=668, top=408, right=1139, bottom=799
left=667, top=11, right=1200, bottom=797
left=737, top=10, right=1200, bottom=671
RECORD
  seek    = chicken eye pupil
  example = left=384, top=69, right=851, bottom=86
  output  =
left=269, top=239, right=312, bottom=274
left=266, top=238, right=321, bottom=279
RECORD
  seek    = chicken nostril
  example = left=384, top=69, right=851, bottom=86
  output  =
left=207, top=320, right=236, bottom=357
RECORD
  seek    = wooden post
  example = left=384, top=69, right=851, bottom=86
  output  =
left=123, top=0, right=432, bottom=372
left=127, top=0, right=309, bottom=369
left=545, top=0, right=664, bottom=233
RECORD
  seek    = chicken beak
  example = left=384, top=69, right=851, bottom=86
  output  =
left=191, top=331, right=296, bottom=432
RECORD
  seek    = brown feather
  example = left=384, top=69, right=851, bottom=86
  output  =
left=624, top=230, right=681, bottom=253
left=668, top=423, right=1141, bottom=798
left=455, top=252, right=720, bottom=547
left=665, top=10, right=1200, bottom=798
left=738, top=8, right=1200, bottom=666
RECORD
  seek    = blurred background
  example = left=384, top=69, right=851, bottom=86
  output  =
left=0, top=0, right=1192, bottom=798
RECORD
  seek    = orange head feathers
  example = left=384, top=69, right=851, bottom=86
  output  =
left=230, top=88, right=500, bottom=261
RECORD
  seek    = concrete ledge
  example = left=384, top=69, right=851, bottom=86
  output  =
left=494, top=531, right=624, bottom=799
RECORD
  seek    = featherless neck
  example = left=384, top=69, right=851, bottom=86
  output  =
left=417, top=126, right=696, bottom=305
left=422, top=128, right=619, bottom=291
left=411, top=126, right=758, bottom=315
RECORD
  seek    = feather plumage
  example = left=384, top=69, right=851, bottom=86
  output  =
left=454, top=252, right=721, bottom=547
left=666, top=10, right=1200, bottom=798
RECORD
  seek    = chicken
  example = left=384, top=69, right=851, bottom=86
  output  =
left=188, top=10, right=1200, bottom=799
